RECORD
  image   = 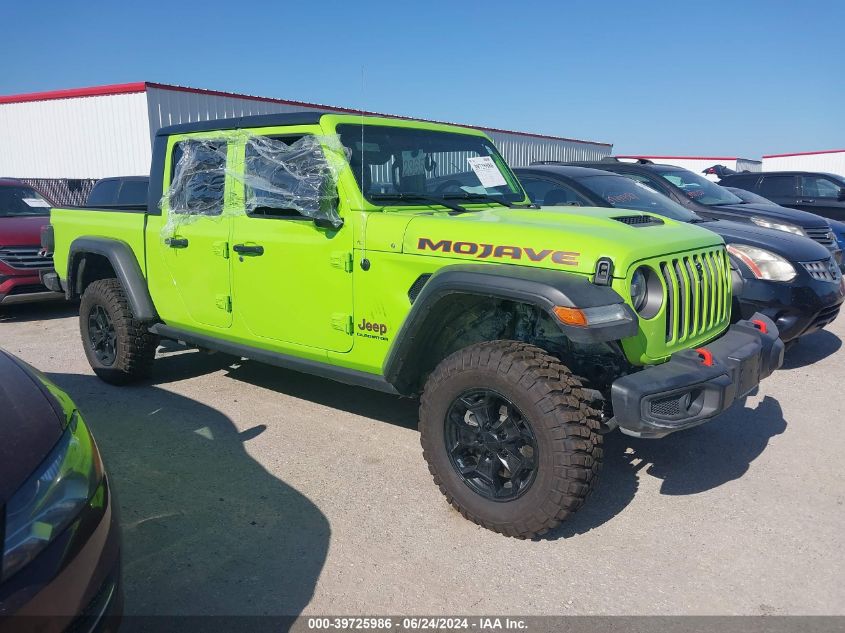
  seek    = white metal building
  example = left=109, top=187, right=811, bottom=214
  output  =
left=762, top=150, right=845, bottom=178
left=616, top=155, right=762, bottom=181
left=0, top=82, right=612, bottom=202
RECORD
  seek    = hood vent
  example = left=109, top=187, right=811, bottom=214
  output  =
left=612, top=214, right=664, bottom=227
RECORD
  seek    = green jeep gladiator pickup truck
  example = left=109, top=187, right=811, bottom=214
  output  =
left=43, top=112, right=783, bottom=537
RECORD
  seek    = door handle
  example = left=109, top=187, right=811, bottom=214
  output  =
left=232, top=244, right=264, bottom=256
left=799, top=199, right=815, bottom=204
left=165, top=237, right=189, bottom=248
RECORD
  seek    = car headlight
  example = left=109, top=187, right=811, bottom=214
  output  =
left=726, top=244, right=797, bottom=282
left=2, top=411, right=103, bottom=580
left=750, top=216, right=806, bottom=237
left=630, top=268, right=648, bottom=311
left=629, top=266, right=662, bottom=318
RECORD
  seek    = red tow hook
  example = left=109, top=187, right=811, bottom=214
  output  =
left=695, top=348, right=714, bottom=367
left=751, top=319, right=768, bottom=334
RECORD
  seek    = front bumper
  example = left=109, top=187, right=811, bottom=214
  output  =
left=734, top=272, right=845, bottom=342
left=0, top=267, right=63, bottom=305
left=609, top=313, right=784, bottom=438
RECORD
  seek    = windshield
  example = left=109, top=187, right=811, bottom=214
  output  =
left=653, top=167, right=744, bottom=206
left=575, top=174, right=701, bottom=222
left=337, top=124, right=526, bottom=206
left=0, top=185, right=51, bottom=217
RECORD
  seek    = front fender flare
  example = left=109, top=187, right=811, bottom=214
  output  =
left=383, top=264, right=637, bottom=394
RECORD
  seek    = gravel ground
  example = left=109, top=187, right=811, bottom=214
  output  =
left=2, top=300, right=843, bottom=617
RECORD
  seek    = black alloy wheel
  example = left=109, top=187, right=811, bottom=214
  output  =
left=88, top=304, right=117, bottom=366
left=444, top=389, right=539, bottom=501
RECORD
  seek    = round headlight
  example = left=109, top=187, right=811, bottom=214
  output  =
left=630, top=266, right=663, bottom=318
left=630, top=268, right=648, bottom=311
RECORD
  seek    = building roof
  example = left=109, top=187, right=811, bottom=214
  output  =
left=763, top=149, right=845, bottom=159
left=616, top=154, right=757, bottom=161
left=0, top=81, right=612, bottom=148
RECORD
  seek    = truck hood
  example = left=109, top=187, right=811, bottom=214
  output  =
left=711, top=202, right=829, bottom=229
left=401, top=206, right=724, bottom=277
left=0, top=214, right=51, bottom=247
left=702, top=219, right=832, bottom=263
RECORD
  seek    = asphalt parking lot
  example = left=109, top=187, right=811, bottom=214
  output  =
left=2, top=301, right=844, bottom=617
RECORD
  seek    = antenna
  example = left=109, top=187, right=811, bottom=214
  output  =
left=359, top=64, right=368, bottom=268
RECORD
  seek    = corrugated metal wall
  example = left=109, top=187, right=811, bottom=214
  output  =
left=146, top=86, right=611, bottom=167
left=763, top=152, right=845, bottom=178
left=145, top=86, right=323, bottom=136
left=0, top=86, right=612, bottom=180
left=0, top=92, right=151, bottom=178
left=486, top=131, right=609, bottom=166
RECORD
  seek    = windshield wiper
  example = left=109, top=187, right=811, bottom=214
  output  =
left=442, top=193, right=515, bottom=208
left=369, top=193, right=467, bottom=214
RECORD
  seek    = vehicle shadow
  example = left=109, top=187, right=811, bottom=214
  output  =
left=46, top=372, right=330, bottom=628
left=781, top=329, right=842, bottom=369
left=149, top=348, right=420, bottom=431
left=545, top=395, right=786, bottom=539
left=0, top=300, right=76, bottom=323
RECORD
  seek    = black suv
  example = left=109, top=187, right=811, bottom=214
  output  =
left=555, top=159, right=841, bottom=264
left=515, top=164, right=845, bottom=344
left=718, top=171, right=845, bottom=223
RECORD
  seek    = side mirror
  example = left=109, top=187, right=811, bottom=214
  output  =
left=838, top=187, right=845, bottom=201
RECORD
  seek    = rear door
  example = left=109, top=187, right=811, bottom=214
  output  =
left=798, top=175, right=845, bottom=221
left=156, top=135, right=234, bottom=329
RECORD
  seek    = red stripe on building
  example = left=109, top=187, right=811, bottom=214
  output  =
left=762, top=149, right=845, bottom=159
left=0, top=82, right=147, bottom=104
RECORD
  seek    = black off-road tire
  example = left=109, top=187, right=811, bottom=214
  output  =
left=79, top=278, right=159, bottom=385
left=419, top=340, right=603, bottom=538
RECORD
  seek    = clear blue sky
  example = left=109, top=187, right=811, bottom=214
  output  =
left=2, top=0, right=842, bottom=157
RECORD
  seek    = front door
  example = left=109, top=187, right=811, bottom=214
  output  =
left=228, top=131, right=354, bottom=352
left=798, top=175, right=845, bottom=222
left=157, top=136, right=234, bottom=329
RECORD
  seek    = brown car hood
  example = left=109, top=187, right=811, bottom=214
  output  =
left=0, top=350, right=64, bottom=504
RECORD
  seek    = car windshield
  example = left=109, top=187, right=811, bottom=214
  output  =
left=653, top=167, right=744, bottom=206
left=575, top=174, right=701, bottom=222
left=337, top=124, right=526, bottom=206
left=724, top=186, right=773, bottom=205
left=0, top=185, right=51, bottom=217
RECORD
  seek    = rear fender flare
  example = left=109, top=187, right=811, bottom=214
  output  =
left=67, top=237, right=157, bottom=321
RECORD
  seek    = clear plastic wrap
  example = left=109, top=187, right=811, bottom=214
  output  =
left=160, top=133, right=349, bottom=238
left=240, top=134, right=349, bottom=225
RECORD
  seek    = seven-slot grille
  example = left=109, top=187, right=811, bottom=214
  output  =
left=804, top=227, right=836, bottom=248
left=0, top=246, right=53, bottom=270
left=658, top=248, right=732, bottom=344
left=801, top=259, right=841, bottom=282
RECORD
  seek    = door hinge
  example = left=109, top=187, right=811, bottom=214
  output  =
left=331, top=313, right=353, bottom=335
left=330, top=251, right=353, bottom=272
left=216, top=294, right=232, bottom=312
left=212, top=241, right=229, bottom=259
